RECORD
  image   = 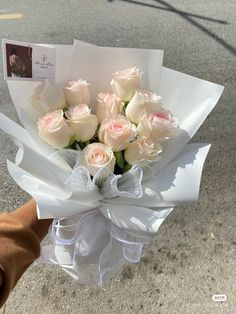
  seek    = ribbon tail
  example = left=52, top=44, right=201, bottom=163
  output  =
left=39, top=209, right=152, bottom=285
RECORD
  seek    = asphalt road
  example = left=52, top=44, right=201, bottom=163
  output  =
left=0, top=1, right=235, bottom=313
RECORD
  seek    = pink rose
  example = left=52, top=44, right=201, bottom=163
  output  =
left=81, top=143, right=116, bottom=176
left=98, top=115, right=137, bottom=152
left=126, top=90, right=162, bottom=124
left=64, top=79, right=90, bottom=106
left=124, top=137, right=162, bottom=165
left=65, top=104, right=98, bottom=142
left=96, top=93, right=124, bottom=124
left=37, top=110, right=73, bottom=148
left=111, top=67, right=142, bottom=101
left=137, top=109, right=178, bottom=141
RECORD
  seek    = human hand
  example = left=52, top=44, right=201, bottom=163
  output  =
left=0, top=269, right=2, bottom=287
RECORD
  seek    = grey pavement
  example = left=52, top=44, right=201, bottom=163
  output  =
left=0, top=0, right=235, bottom=313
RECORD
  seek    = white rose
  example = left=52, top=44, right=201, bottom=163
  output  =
left=37, top=110, right=73, bottom=148
left=31, top=80, right=66, bottom=114
left=124, top=137, right=162, bottom=165
left=96, top=93, right=124, bottom=124
left=137, top=109, right=179, bottom=141
left=63, top=79, right=90, bottom=106
left=126, top=90, right=162, bottom=124
left=81, top=143, right=116, bottom=176
left=111, top=67, right=142, bottom=101
left=65, top=104, right=98, bottom=142
left=98, top=115, right=137, bottom=152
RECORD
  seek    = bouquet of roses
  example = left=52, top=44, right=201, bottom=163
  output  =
left=0, top=40, right=224, bottom=284
left=36, top=67, right=178, bottom=178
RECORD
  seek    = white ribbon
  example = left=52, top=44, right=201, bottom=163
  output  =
left=39, top=208, right=151, bottom=285
left=38, top=157, right=152, bottom=284
left=37, top=152, right=176, bottom=284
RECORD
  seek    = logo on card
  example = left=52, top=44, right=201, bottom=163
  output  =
left=41, top=55, right=48, bottom=63
left=2, top=39, right=56, bottom=80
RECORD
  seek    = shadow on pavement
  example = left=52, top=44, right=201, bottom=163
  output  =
left=108, top=0, right=236, bottom=57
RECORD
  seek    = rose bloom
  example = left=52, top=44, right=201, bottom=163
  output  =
left=81, top=143, right=116, bottom=177
left=111, top=67, right=142, bottom=102
left=63, top=79, right=90, bottom=106
left=98, top=115, right=137, bottom=152
left=65, top=104, right=98, bottom=142
left=31, top=80, right=66, bottom=114
left=137, top=109, right=178, bottom=141
left=96, top=93, right=124, bottom=124
left=37, top=110, right=73, bottom=148
left=124, top=137, right=162, bottom=165
left=126, top=90, right=162, bottom=124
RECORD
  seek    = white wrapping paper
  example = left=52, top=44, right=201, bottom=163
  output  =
left=0, top=41, right=224, bottom=284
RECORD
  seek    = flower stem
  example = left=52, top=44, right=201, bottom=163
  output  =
left=114, top=151, right=125, bottom=169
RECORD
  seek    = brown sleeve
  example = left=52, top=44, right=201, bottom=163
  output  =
left=0, top=199, right=52, bottom=308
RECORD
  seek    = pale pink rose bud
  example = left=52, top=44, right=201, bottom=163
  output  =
left=98, top=115, right=137, bottom=152
left=65, top=104, right=98, bottom=142
left=124, top=137, right=162, bottom=165
left=137, top=109, right=179, bottom=141
left=31, top=80, right=66, bottom=114
left=81, top=143, right=116, bottom=176
left=126, top=90, right=162, bottom=124
left=96, top=93, right=124, bottom=124
left=64, top=79, right=90, bottom=106
left=111, top=67, right=142, bottom=101
left=37, top=110, right=73, bottom=148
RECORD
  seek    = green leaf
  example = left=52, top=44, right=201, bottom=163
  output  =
left=78, top=141, right=86, bottom=150
left=83, top=140, right=91, bottom=146
left=65, top=136, right=76, bottom=149
left=124, top=101, right=129, bottom=108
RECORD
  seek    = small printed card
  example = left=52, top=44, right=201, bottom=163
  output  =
left=2, top=39, right=56, bottom=81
